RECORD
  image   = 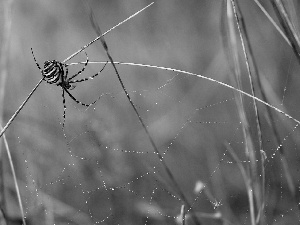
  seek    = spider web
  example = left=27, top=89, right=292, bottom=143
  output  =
left=3, top=1, right=300, bottom=225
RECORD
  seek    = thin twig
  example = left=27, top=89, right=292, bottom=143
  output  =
left=0, top=78, right=44, bottom=139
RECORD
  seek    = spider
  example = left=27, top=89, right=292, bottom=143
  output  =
left=31, top=48, right=107, bottom=128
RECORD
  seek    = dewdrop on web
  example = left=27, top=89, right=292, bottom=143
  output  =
left=175, top=205, right=190, bottom=225
left=194, top=180, right=205, bottom=194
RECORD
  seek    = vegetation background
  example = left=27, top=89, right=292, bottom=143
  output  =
left=0, top=0, right=300, bottom=224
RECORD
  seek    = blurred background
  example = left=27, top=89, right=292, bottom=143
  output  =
left=0, top=0, right=300, bottom=224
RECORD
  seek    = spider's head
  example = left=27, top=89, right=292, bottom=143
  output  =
left=43, top=60, right=63, bottom=72
left=65, top=83, right=76, bottom=90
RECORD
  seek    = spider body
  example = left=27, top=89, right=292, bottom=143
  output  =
left=31, top=48, right=107, bottom=127
left=43, top=60, right=65, bottom=86
left=42, top=60, right=75, bottom=90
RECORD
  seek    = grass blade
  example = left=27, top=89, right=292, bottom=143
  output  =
left=226, top=1, right=256, bottom=224
left=253, top=0, right=291, bottom=46
left=271, top=0, right=300, bottom=63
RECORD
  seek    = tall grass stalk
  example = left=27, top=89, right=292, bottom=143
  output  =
left=231, top=1, right=268, bottom=224
left=225, top=1, right=256, bottom=224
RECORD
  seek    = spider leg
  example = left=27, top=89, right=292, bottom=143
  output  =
left=67, top=52, right=89, bottom=81
left=31, top=48, right=42, bottom=71
left=62, top=88, right=67, bottom=128
left=64, top=87, right=97, bottom=107
left=69, top=61, right=108, bottom=84
left=64, top=65, right=69, bottom=80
